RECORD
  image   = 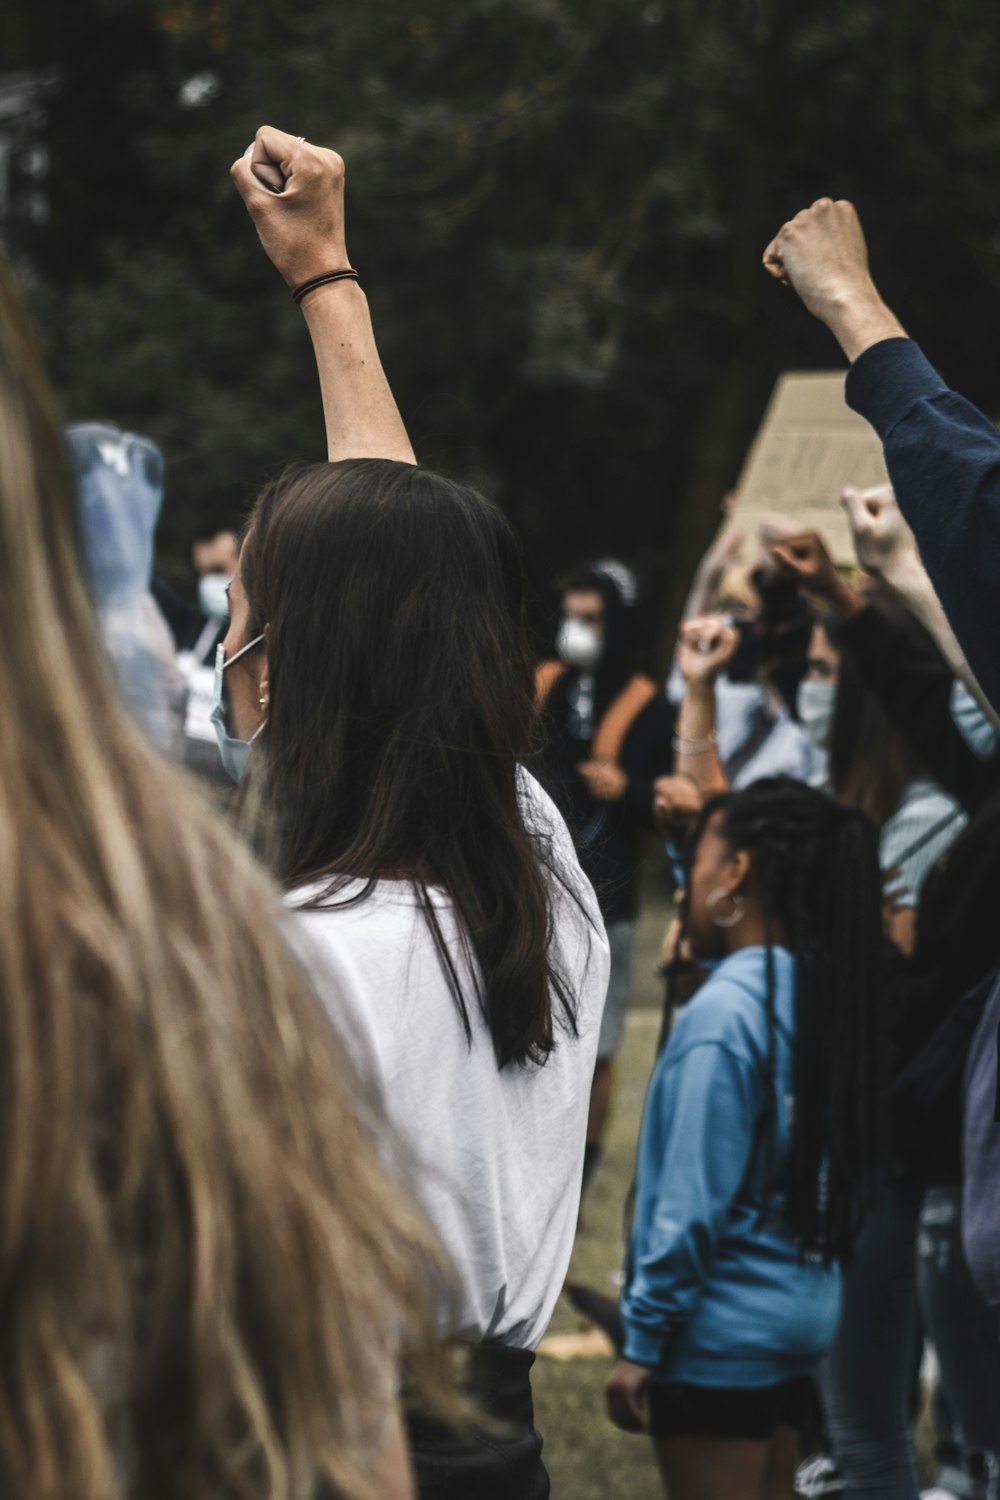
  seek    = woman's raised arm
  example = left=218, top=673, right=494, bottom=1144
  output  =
left=231, top=125, right=415, bottom=466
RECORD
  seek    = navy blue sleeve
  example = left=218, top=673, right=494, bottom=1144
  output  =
left=846, top=339, right=1000, bottom=711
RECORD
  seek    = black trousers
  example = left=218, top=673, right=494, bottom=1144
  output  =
left=406, top=1344, right=549, bottom=1500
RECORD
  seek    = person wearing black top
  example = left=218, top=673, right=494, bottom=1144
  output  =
left=535, top=560, right=675, bottom=1190
left=774, top=530, right=1000, bottom=1496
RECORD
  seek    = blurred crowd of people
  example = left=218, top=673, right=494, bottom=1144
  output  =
left=3, top=126, right=1000, bottom=1500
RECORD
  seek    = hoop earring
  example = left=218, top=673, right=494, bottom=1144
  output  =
left=708, top=888, right=745, bottom=929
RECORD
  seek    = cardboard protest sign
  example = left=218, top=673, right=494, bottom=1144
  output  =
left=718, top=371, right=890, bottom=566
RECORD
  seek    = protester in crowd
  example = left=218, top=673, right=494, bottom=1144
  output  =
left=670, top=526, right=825, bottom=790
left=794, top=605, right=965, bottom=955
left=229, top=127, right=610, bottom=1497
left=774, top=528, right=1000, bottom=1500
left=838, top=484, right=998, bottom=731
left=66, top=421, right=188, bottom=760
left=535, top=559, right=673, bottom=1193
left=763, top=196, right=1000, bottom=713
left=678, top=517, right=753, bottom=622
left=0, top=256, right=458, bottom=1498
left=152, top=527, right=238, bottom=783
left=154, top=527, right=238, bottom=660
left=605, top=775, right=885, bottom=1500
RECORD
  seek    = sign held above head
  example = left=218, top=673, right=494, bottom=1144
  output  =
left=718, top=371, right=890, bottom=567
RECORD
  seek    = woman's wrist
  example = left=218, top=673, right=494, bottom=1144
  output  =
left=299, top=275, right=368, bottom=319
left=683, top=677, right=720, bottom=701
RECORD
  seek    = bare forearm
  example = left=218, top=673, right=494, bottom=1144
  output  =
left=681, top=569, right=718, bottom=623
left=888, top=566, right=1000, bottom=730
left=820, top=283, right=908, bottom=365
left=301, top=282, right=416, bottom=465
left=675, top=683, right=728, bottom=794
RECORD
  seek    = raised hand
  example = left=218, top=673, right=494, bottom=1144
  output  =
left=763, top=198, right=872, bottom=316
left=231, top=126, right=349, bottom=290
left=762, top=198, right=907, bottom=360
left=698, top=523, right=747, bottom=585
left=769, top=529, right=861, bottom=618
left=677, top=616, right=740, bottom=685
left=840, top=483, right=920, bottom=586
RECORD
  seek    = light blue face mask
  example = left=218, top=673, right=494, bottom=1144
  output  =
left=949, top=681, right=999, bottom=761
left=210, top=634, right=266, bottom=784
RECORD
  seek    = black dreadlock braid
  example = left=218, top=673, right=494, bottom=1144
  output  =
left=690, top=776, right=887, bottom=1264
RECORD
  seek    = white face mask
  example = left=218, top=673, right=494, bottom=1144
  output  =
left=949, top=681, right=999, bottom=761
left=557, top=617, right=603, bottom=671
left=210, top=635, right=266, bottom=783
left=797, top=678, right=836, bottom=751
left=199, top=572, right=232, bottom=621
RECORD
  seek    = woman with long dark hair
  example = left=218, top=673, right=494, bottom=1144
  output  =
left=228, top=130, right=610, bottom=1496
left=605, top=777, right=885, bottom=1500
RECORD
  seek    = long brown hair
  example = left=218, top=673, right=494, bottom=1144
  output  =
left=0, top=266, right=451, bottom=1496
left=239, top=461, right=592, bottom=1070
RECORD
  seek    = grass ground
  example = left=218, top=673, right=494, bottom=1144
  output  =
left=532, top=857, right=672, bottom=1498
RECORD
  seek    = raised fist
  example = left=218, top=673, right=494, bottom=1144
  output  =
left=231, top=126, right=349, bottom=289
left=763, top=198, right=873, bottom=320
left=769, top=529, right=860, bottom=618
left=840, top=483, right=920, bottom=586
left=677, top=616, right=740, bottom=685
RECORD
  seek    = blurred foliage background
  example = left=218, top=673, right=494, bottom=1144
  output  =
left=4, top=0, right=1000, bottom=646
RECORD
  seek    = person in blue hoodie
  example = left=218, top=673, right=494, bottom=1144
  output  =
left=606, top=776, right=885, bottom=1500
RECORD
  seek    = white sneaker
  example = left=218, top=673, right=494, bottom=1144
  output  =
left=796, top=1455, right=845, bottom=1499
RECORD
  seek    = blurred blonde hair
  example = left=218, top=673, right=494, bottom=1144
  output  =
left=716, top=561, right=760, bottom=618
left=0, top=261, right=452, bottom=1498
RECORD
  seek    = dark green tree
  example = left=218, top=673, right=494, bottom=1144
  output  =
left=10, top=0, right=1000, bottom=644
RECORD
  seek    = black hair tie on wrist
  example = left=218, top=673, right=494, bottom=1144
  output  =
left=291, top=268, right=360, bottom=305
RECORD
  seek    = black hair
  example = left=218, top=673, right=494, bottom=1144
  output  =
left=688, top=776, right=886, bottom=1263
left=239, top=458, right=590, bottom=1069
left=555, top=560, right=638, bottom=687
left=821, top=609, right=928, bottom=830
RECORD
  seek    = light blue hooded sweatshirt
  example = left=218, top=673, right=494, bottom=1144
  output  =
left=622, top=946, right=841, bottom=1385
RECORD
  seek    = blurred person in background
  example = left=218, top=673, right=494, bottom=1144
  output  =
left=535, top=559, right=674, bottom=1195
left=0, top=250, right=456, bottom=1497
left=606, top=776, right=885, bottom=1500
left=153, top=527, right=238, bottom=785
left=773, top=528, right=1000, bottom=1500
left=154, top=527, right=238, bottom=657
left=670, top=522, right=825, bottom=792
left=67, top=421, right=188, bottom=760
left=229, top=127, right=610, bottom=1499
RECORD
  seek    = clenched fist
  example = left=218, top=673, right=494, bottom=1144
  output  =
left=762, top=198, right=907, bottom=361
left=769, top=530, right=861, bottom=619
left=231, top=126, right=350, bottom=290
left=677, top=616, right=740, bottom=686
left=840, top=483, right=920, bottom=588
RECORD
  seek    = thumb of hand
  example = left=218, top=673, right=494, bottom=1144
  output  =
left=840, top=486, right=871, bottom=534
left=242, top=141, right=285, bottom=193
